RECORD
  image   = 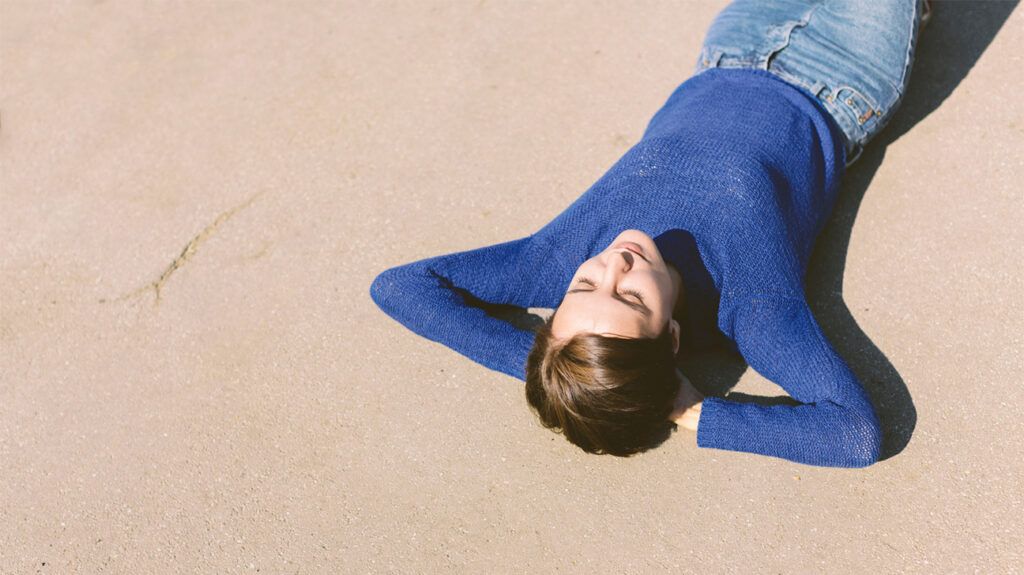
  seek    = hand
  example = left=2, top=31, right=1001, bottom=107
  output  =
left=670, top=368, right=704, bottom=432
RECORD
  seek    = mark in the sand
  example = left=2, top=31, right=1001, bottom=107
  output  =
left=240, top=239, right=273, bottom=262
left=100, top=190, right=266, bottom=306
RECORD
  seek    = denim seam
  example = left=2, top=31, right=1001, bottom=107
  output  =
left=896, top=0, right=924, bottom=97
left=853, top=0, right=923, bottom=154
left=764, top=3, right=819, bottom=71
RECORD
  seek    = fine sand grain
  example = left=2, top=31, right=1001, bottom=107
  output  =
left=1, top=1, right=1021, bottom=573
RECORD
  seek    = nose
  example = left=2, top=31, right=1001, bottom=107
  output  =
left=602, top=250, right=633, bottom=286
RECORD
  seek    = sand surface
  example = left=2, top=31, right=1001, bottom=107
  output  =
left=2, top=1, right=1022, bottom=573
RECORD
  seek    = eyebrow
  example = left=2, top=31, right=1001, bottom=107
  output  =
left=564, top=285, right=652, bottom=318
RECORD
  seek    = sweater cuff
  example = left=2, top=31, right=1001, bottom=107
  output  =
left=695, top=396, right=740, bottom=451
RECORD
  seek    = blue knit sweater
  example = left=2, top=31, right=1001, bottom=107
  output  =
left=370, top=68, right=883, bottom=468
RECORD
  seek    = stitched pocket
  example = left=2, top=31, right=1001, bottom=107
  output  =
left=833, top=85, right=882, bottom=131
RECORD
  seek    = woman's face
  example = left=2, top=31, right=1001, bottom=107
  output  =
left=552, top=229, right=681, bottom=350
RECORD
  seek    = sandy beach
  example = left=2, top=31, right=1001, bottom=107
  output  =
left=1, top=1, right=1022, bottom=572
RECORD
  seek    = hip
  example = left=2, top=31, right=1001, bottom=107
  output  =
left=694, top=0, right=925, bottom=166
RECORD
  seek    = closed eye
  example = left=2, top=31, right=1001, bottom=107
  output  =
left=565, top=277, right=652, bottom=318
left=576, top=277, right=645, bottom=304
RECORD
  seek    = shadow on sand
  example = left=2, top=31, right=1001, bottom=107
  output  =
left=682, top=0, right=1018, bottom=461
left=491, top=0, right=1017, bottom=462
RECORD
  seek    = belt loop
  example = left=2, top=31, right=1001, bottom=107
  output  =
left=809, top=80, right=827, bottom=97
left=703, top=49, right=723, bottom=68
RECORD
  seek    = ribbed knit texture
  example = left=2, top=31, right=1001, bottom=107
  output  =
left=370, top=68, right=882, bottom=468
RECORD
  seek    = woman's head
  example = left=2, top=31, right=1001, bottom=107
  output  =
left=524, top=229, right=684, bottom=456
left=551, top=229, right=681, bottom=344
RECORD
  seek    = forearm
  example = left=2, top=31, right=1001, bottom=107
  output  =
left=370, top=262, right=536, bottom=381
left=701, top=293, right=883, bottom=467
left=696, top=395, right=881, bottom=467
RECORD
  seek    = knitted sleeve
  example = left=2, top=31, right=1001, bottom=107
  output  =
left=369, top=234, right=566, bottom=382
left=696, top=293, right=883, bottom=468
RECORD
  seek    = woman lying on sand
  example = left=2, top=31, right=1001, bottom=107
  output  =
left=370, top=0, right=931, bottom=467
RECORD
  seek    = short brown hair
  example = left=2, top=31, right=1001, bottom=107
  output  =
left=525, top=308, right=681, bottom=456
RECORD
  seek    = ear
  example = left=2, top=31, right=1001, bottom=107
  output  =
left=669, top=318, right=681, bottom=355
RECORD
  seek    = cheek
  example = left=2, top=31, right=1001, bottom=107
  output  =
left=655, top=275, right=676, bottom=306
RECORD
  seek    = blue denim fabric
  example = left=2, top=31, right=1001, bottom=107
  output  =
left=694, top=0, right=924, bottom=166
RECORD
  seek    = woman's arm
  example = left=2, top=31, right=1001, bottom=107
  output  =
left=696, top=293, right=883, bottom=467
left=369, top=234, right=568, bottom=381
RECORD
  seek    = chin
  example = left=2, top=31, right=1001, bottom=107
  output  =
left=616, top=228, right=652, bottom=240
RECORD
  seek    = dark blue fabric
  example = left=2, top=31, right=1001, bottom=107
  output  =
left=370, top=68, right=882, bottom=468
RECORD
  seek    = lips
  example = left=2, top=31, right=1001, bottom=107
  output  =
left=612, top=241, right=647, bottom=260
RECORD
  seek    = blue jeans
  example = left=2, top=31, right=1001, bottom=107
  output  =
left=695, top=0, right=925, bottom=166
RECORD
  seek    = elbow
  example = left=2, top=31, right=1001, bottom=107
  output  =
left=844, top=411, right=883, bottom=468
left=370, top=265, right=439, bottom=327
left=818, top=399, right=882, bottom=468
left=369, top=270, right=389, bottom=309
left=369, top=267, right=403, bottom=313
